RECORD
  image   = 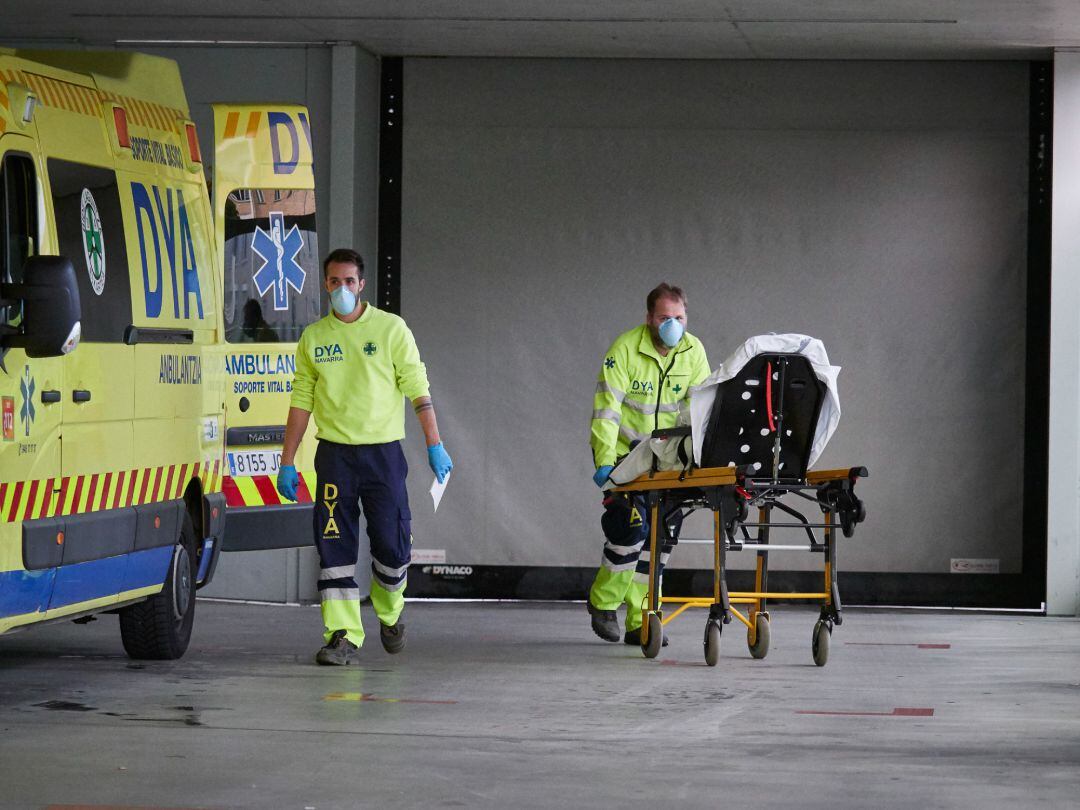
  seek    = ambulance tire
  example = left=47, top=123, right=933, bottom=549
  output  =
left=119, top=512, right=198, bottom=660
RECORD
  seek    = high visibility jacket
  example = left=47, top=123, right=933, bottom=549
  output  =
left=291, top=304, right=430, bottom=445
left=590, top=325, right=710, bottom=469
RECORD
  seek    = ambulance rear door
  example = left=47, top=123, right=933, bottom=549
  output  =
left=212, top=105, right=320, bottom=550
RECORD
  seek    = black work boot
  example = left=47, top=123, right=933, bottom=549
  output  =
left=623, top=626, right=669, bottom=647
left=316, top=630, right=360, bottom=665
left=380, top=621, right=406, bottom=654
left=587, top=602, right=620, bottom=642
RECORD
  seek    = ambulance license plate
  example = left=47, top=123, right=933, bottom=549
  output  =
left=227, top=450, right=282, bottom=477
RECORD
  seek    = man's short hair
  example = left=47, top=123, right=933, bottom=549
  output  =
left=323, top=248, right=365, bottom=278
left=647, top=283, right=687, bottom=313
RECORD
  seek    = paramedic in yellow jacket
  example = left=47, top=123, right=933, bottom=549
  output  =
left=276, top=248, right=453, bottom=665
left=588, top=283, right=710, bottom=645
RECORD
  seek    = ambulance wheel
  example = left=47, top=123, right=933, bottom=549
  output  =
left=812, top=619, right=831, bottom=667
left=748, top=613, right=770, bottom=659
left=119, top=512, right=197, bottom=660
left=704, top=620, right=721, bottom=667
left=642, top=613, right=664, bottom=659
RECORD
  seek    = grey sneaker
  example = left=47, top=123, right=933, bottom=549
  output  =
left=587, top=602, right=620, bottom=642
left=380, top=621, right=406, bottom=654
left=624, top=626, right=669, bottom=647
left=315, top=630, right=360, bottom=665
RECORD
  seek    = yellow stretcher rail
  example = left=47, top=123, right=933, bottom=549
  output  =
left=612, top=463, right=867, bottom=668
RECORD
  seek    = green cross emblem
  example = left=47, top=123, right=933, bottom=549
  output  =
left=673, top=384, right=682, bottom=394
left=363, top=342, right=378, bottom=356
left=84, top=224, right=103, bottom=278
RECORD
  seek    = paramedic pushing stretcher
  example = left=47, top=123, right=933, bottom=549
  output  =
left=276, top=248, right=454, bottom=665
left=587, top=283, right=709, bottom=645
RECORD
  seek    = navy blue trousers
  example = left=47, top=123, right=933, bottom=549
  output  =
left=313, top=440, right=412, bottom=642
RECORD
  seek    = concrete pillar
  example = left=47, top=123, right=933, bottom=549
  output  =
left=1048, top=51, right=1080, bottom=615
left=329, top=45, right=358, bottom=253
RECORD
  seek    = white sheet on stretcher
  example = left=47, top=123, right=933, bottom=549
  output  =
left=607, top=334, right=841, bottom=488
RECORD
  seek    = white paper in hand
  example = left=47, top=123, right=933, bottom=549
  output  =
left=429, top=469, right=451, bottom=512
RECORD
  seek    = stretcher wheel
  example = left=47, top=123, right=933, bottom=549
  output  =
left=704, top=620, right=721, bottom=667
left=748, top=613, right=770, bottom=659
left=812, top=620, right=831, bottom=667
left=642, top=613, right=664, bottom=659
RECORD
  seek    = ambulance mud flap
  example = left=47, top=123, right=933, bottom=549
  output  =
left=222, top=502, right=313, bottom=552
left=197, top=492, right=227, bottom=587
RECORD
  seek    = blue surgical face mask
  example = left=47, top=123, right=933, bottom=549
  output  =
left=330, top=286, right=357, bottom=317
left=658, top=317, right=684, bottom=348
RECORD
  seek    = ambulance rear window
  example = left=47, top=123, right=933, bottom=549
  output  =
left=0, top=153, right=38, bottom=329
left=222, top=187, right=321, bottom=343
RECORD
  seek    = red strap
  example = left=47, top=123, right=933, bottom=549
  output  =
left=766, top=362, right=776, bottom=432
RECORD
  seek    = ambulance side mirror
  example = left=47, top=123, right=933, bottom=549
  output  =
left=0, top=256, right=82, bottom=358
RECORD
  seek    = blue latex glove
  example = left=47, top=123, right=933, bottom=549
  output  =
left=427, top=442, right=454, bottom=484
left=276, top=465, right=298, bottom=502
left=593, top=465, right=614, bottom=488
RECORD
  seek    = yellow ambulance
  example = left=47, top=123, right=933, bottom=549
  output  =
left=0, top=49, right=319, bottom=658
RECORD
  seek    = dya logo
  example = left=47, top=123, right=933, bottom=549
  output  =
left=631, top=380, right=655, bottom=394
left=314, top=344, right=343, bottom=361
left=80, top=188, right=106, bottom=295
left=19, top=366, right=35, bottom=437
left=251, top=211, right=306, bottom=312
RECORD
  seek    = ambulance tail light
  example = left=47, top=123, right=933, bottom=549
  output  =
left=185, top=121, right=202, bottom=167
left=105, top=104, right=131, bottom=156
left=113, top=107, right=130, bottom=147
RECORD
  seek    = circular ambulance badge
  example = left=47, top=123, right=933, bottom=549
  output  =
left=80, top=188, right=106, bottom=296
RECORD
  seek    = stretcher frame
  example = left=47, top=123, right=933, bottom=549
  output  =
left=612, top=464, right=866, bottom=666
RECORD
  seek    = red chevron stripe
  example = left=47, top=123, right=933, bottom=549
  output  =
left=23, top=479, right=39, bottom=521
left=296, top=473, right=313, bottom=503
left=252, top=475, right=281, bottom=506
left=37, top=478, right=54, bottom=519
left=151, top=466, right=163, bottom=501
left=164, top=465, right=176, bottom=501
left=113, top=471, right=125, bottom=509
left=222, top=476, right=245, bottom=507
left=85, top=474, right=98, bottom=515
left=125, top=470, right=138, bottom=507
left=138, top=468, right=151, bottom=505
left=7, top=481, right=23, bottom=522
left=100, top=472, right=113, bottom=511
left=71, top=475, right=84, bottom=515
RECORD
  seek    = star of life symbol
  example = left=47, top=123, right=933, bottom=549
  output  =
left=19, top=365, right=35, bottom=437
left=604, top=357, right=615, bottom=369
left=80, top=188, right=106, bottom=296
left=251, top=211, right=306, bottom=312
left=363, top=342, right=377, bottom=356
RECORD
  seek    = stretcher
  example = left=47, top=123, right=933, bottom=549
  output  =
left=610, top=348, right=867, bottom=666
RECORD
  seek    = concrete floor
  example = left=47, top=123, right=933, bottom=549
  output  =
left=0, top=601, right=1078, bottom=810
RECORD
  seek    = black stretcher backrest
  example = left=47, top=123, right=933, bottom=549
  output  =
left=699, top=353, right=826, bottom=480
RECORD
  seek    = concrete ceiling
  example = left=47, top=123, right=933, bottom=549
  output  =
left=5, top=1, right=1080, bottom=60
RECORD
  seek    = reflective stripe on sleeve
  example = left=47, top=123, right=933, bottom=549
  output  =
left=595, top=382, right=626, bottom=401
left=592, top=408, right=623, bottom=423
